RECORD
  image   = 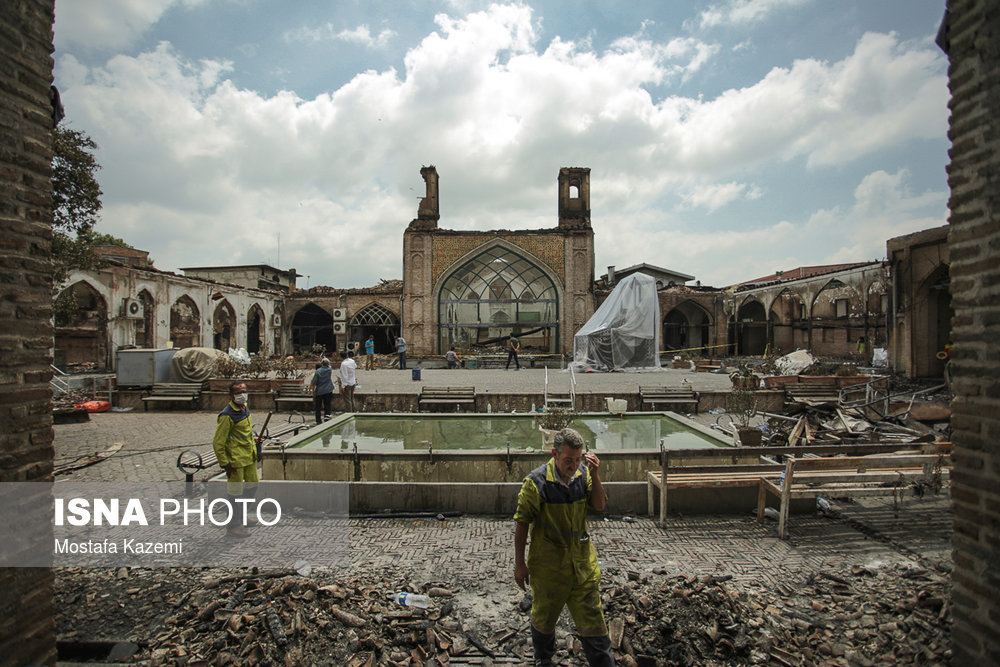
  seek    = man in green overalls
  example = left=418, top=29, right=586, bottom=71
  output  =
left=212, top=381, right=258, bottom=538
left=514, top=428, right=614, bottom=666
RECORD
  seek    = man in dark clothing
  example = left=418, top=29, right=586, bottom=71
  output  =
left=506, top=336, right=521, bottom=370
left=309, top=357, right=334, bottom=423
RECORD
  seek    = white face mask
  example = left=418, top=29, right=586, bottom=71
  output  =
left=233, top=393, right=248, bottom=405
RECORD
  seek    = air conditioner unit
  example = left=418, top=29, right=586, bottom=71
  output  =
left=333, top=322, right=347, bottom=335
left=332, top=308, right=346, bottom=321
left=122, top=298, right=144, bottom=319
left=271, top=313, right=282, bottom=327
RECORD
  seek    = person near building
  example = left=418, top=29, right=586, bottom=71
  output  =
left=212, top=381, right=258, bottom=538
left=506, top=335, right=521, bottom=371
left=395, top=335, right=407, bottom=370
left=339, top=350, right=358, bottom=411
left=309, top=357, right=334, bottom=423
left=446, top=346, right=462, bottom=369
left=513, top=428, right=614, bottom=666
left=364, top=335, right=376, bottom=370
left=939, top=339, right=955, bottom=389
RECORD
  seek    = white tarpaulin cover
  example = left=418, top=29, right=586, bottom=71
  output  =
left=572, top=273, right=661, bottom=371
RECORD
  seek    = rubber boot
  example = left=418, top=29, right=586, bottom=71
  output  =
left=531, top=625, right=556, bottom=666
left=580, top=634, right=615, bottom=666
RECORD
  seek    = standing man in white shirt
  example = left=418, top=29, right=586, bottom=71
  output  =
left=338, top=350, right=358, bottom=412
left=395, top=335, right=407, bottom=370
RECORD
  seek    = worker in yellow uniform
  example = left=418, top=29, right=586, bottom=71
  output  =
left=514, top=428, right=614, bottom=666
left=212, top=381, right=258, bottom=538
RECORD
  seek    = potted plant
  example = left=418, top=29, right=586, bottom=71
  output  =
left=536, top=407, right=577, bottom=448
left=727, top=388, right=762, bottom=446
left=729, top=364, right=760, bottom=390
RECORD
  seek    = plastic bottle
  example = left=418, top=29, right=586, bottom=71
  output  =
left=487, top=402, right=492, bottom=413
left=393, top=592, right=430, bottom=608
left=530, top=402, right=536, bottom=413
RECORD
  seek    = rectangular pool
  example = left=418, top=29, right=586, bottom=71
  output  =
left=287, top=413, right=725, bottom=452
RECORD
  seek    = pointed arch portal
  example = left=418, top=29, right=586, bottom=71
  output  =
left=437, top=245, right=559, bottom=353
left=350, top=303, right=399, bottom=354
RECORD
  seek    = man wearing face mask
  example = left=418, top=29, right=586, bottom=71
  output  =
left=212, top=381, right=258, bottom=538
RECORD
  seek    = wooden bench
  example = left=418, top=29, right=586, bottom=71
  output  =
left=273, top=383, right=313, bottom=412
left=784, top=380, right=840, bottom=405
left=141, top=382, right=203, bottom=411
left=638, top=386, right=699, bottom=413
left=418, top=386, right=477, bottom=412
left=647, top=463, right=785, bottom=526
left=756, top=453, right=951, bottom=539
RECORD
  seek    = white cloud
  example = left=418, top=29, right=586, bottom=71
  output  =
left=54, top=0, right=201, bottom=51
left=681, top=181, right=760, bottom=212
left=284, top=23, right=397, bottom=49
left=54, top=2, right=947, bottom=288
left=697, top=0, right=812, bottom=30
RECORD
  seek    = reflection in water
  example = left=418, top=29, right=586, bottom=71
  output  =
left=291, top=415, right=721, bottom=452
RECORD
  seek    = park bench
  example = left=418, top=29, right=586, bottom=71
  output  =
left=141, top=382, right=203, bottom=411
left=176, top=414, right=309, bottom=484
left=638, top=386, right=700, bottom=413
left=418, top=386, right=477, bottom=412
left=756, top=453, right=951, bottom=539
left=273, top=383, right=313, bottom=412
left=784, top=379, right=840, bottom=406
left=646, top=463, right=785, bottom=525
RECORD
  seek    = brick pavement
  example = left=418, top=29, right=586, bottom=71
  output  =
left=52, top=398, right=954, bottom=594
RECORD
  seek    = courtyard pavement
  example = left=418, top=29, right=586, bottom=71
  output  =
left=51, top=368, right=954, bottom=593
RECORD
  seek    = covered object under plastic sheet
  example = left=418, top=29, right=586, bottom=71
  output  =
left=572, top=273, right=661, bottom=371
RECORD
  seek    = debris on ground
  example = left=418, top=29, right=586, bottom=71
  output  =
left=54, top=561, right=951, bottom=666
left=773, top=350, right=817, bottom=376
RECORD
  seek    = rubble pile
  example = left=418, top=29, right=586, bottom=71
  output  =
left=606, top=565, right=951, bottom=666
left=55, top=562, right=951, bottom=666
left=52, top=387, right=99, bottom=411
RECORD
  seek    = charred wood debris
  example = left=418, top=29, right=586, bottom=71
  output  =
left=56, top=559, right=950, bottom=666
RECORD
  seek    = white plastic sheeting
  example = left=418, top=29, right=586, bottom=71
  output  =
left=572, top=273, right=661, bottom=371
left=773, top=349, right=816, bottom=375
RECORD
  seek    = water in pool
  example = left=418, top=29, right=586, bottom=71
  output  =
left=290, top=414, right=723, bottom=451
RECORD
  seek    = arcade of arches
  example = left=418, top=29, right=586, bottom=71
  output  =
left=52, top=173, right=948, bottom=383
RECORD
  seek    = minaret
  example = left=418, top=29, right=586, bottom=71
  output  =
left=557, top=167, right=591, bottom=229
left=408, top=165, right=440, bottom=230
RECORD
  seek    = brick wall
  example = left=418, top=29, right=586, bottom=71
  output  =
left=943, top=0, right=1000, bottom=662
left=0, top=1, right=57, bottom=664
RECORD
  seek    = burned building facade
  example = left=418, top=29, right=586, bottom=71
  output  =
left=54, top=264, right=286, bottom=371
left=721, top=263, right=890, bottom=361
left=399, top=166, right=595, bottom=356
left=886, top=225, right=951, bottom=379
left=64, top=167, right=936, bottom=378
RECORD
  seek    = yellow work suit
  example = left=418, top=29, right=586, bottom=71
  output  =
left=212, top=401, right=258, bottom=494
left=513, top=458, right=607, bottom=636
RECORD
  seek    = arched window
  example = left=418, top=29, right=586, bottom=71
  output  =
left=438, top=245, right=559, bottom=353
left=350, top=303, right=400, bottom=354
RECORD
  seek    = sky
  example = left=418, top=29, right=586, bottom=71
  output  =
left=52, top=0, right=950, bottom=289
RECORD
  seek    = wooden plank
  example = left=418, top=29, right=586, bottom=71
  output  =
left=778, top=458, right=794, bottom=539
left=787, top=416, right=806, bottom=447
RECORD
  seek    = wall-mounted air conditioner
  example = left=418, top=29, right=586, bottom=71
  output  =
left=333, top=322, right=347, bottom=335
left=122, top=298, right=144, bottom=319
left=332, top=308, right=346, bottom=321
left=271, top=313, right=282, bottom=327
